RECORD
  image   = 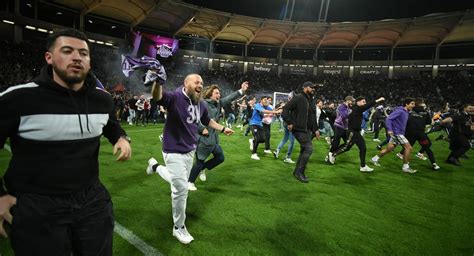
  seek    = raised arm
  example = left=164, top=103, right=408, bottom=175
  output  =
left=220, top=81, right=249, bottom=107
left=151, top=80, right=163, bottom=101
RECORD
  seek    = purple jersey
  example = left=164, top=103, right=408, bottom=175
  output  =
left=158, top=88, right=210, bottom=153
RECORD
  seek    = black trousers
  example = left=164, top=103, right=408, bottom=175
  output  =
left=402, top=131, right=436, bottom=164
left=293, top=131, right=313, bottom=176
left=10, top=180, right=114, bottom=256
left=373, top=119, right=385, bottom=139
left=448, top=133, right=471, bottom=160
left=334, top=130, right=367, bottom=167
left=263, top=123, right=271, bottom=150
left=330, top=126, right=348, bottom=153
left=251, top=125, right=265, bottom=154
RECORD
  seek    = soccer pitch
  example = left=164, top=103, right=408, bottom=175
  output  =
left=1, top=124, right=473, bottom=255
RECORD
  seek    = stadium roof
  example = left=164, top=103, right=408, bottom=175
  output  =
left=51, top=0, right=474, bottom=48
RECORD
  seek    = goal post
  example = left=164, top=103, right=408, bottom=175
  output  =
left=273, top=91, right=291, bottom=107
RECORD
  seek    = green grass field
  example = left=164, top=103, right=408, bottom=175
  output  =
left=1, top=124, right=473, bottom=255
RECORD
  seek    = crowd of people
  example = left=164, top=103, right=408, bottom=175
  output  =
left=0, top=33, right=472, bottom=251
left=2, top=40, right=473, bottom=112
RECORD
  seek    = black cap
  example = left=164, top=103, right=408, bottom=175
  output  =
left=302, top=81, right=316, bottom=89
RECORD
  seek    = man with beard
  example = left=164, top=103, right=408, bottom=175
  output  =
left=326, top=96, right=354, bottom=164
left=145, top=73, right=234, bottom=244
left=282, top=81, right=319, bottom=183
left=0, top=29, right=131, bottom=255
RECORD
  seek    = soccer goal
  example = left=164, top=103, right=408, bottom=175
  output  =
left=273, top=91, right=291, bottom=107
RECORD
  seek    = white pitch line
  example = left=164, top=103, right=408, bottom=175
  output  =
left=3, top=144, right=162, bottom=256
left=114, top=222, right=163, bottom=256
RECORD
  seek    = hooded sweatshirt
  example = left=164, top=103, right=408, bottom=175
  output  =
left=386, top=106, right=409, bottom=136
left=0, top=65, right=126, bottom=196
left=334, top=103, right=351, bottom=129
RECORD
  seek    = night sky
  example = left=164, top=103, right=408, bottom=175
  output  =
left=183, top=0, right=474, bottom=22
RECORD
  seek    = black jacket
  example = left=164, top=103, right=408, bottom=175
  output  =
left=282, top=92, right=316, bottom=133
left=406, top=106, right=431, bottom=134
left=348, top=101, right=376, bottom=131
left=451, top=112, right=473, bottom=137
left=0, top=65, right=126, bottom=196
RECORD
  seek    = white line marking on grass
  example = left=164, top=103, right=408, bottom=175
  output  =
left=4, top=144, right=162, bottom=256
left=114, top=222, right=163, bottom=256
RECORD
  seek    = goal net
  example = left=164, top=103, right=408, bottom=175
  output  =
left=273, top=91, right=291, bottom=108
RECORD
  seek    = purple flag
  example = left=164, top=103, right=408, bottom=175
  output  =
left=121, top=55, right=167, bottom=86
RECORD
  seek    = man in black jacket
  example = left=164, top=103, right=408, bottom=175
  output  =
left=399, top=99, right=440, bottom=170
left=0, top=29, right=131, bottom=255
left=442, top=103, right=473, bottom=166
left=328, top=96, right=384, bottom=172
left=282, top=81, right=319, bottom=183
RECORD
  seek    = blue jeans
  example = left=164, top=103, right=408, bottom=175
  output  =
left=276, top=124, right=295, bottom=158
left=227, top=113, right=235, bottom=126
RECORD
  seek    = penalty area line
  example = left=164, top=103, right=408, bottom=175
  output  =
left=114, top=222, right=163, bottom=256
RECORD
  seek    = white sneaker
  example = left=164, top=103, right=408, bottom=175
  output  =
left=249, top=138, right=253, bottom=151
left=373, top=138, right=381, bottom=142
left=264, top=149, right=272, bottom=154
left=402, top=167, right=417, bottom=174
left=146, top=158, right=158, bottom=175
left=159, top=134, right=164, bottom=142
left=360, top=165, right=374, bottom=172
left=283, top=158, right=295, bottom=164
left=251, top=153, right=260, bottom=160
left=188, top=182, right=197, bottom=191
left=396, top=153, right=404, bottom=160
left=432, top=163, right=441, bottom=170
left=272, top=149, right=279, bottom=159
left=199, top=170, right=207, bottom=181
left=328, top=152, right=336, bottom=164
left=416, top=153, right=427, bottom=161
left=172, top=226, right=194, bottom=244
left=371, top=157, right=381, bottom=167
